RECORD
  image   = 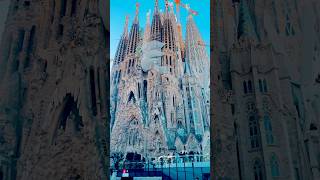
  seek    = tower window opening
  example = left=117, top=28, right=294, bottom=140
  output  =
left=259, top=79, right=263, bottom=92
left=264, top=115, right=274, bottom=144
left=25, top=26, right=36, bottom=68
left=263, top=79, right=268, bottom=92
left=17, top=29, right=25, bottom=53
left=138, top=83, right=141, bottom=98
left=271, top=153, right=280, bottom=177
left=71, top=0, right=77, bottom=16
left=253, top=160, right=264, bottom=180
left=60, top=0, right=67, bottom=17
left=248, top=80, right=253, bottom=93
left=58, top=24, right=64, bottom=37
left=143, top=80, right=148, bottom=101
left=249, top=116, right=260, bottom=149
left=128, top=91, right=136, bottom=103
left=243, top=81, right=248, bottom=94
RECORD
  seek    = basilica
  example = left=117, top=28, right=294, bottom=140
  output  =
left=110, top=0, right=210, bottom=160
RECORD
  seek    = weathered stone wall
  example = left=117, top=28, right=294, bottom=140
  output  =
left=0, top=0, right=109, bottom=179
left=212, top=0, right=320, bottom=179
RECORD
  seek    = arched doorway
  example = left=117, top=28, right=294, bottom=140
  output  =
left=52, top=93, right=83, bottom=143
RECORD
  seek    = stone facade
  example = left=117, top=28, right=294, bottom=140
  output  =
left=110, top=0, right=210, bottom=161
left=212, top=0, right=320, bottom=179
left=0, top=0, right=109, bottom=179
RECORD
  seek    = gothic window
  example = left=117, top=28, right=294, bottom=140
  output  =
left=13, top=29, right=25, bottom=71
left=169, top=56, right=172, bottom=65
left=128, top=91, right=136, bottom=103
left=243, top=81, right=248, bottom=94
left=172, top=96, right=175, bottom=106
left=56, top=94, right=84, bottom=139
left=60, top=0, right=67, bottom=17
left=264, top=115, right=274, bottom=144
left=143, top=80, right=148, bottom=101
left=97, top=68, right=102, bottom=103
left=24, top=1, right=30, bottom=7
left=71, top=0, right=77, bottom=16
left=259, top=79, right=263, bottom=92
left=249, top=115, right=260, bottom=149
left=189, top=112, right=193, bottom=121
left=57, top=24, right=64, bottom=37
left=171, top=112, right=174, bottom=124
left=118, top=70, right=122, bottom=83
left=17, top=29, right=25, bottom=53
left=285, top=14, right=295, bottom=36
left=271, top=1, right=280, bottom=34
left=51, top=0, right=55, bottom=23
left=231, top=104, right=235, bottom=115
left=43, top=60, right=48, bottom=73
left=248, top=80, right=253, bottom=93
left=113, top=71, right=117, bottom=84
left=263, top=79, right=268, bottom=92
left=270, top=153, right=280, bottom=177
left=90, top=68, right=97, bottom=116
left=138, top=83, right=140, bottom=98
left=253, top=160, right=264, bottom=180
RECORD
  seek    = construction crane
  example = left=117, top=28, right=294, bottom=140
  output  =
left=174, top=0, right=198, bottom=16
left=173, top=0, right=197, bottom=60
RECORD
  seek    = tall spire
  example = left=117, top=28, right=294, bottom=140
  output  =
left=154, top=0, right=159, bottom=14
left=114, top=16, right=129, bottom=64
left=150, top=0, right=162, bottom=41
left=165, top=0, right=169, bottom=13
left=144, top=10, right=151, bottom=42
left=134, top=2, right=140, bottom=24
left=123, top=15, right=129, bottom=37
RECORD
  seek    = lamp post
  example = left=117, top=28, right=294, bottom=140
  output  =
left=160, top=157, right=164, bottom=178
left=191, top=156, right=195, bottom=179
left=183, top=156, right=186, bottom=180
left=168, top=157, right=171, bottom=178
left=175, top=152, right=178, bottom=180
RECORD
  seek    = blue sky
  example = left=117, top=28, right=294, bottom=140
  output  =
left=110, top=0, right=210, bottom=60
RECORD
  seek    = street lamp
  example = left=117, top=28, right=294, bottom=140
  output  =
left=160, top=157, right=164, bottom=178
left=168, top=157, right=171, bottom=178
left=175, top=152, right=178, bottom=180
left=183, top=156, right=186, bottom=180
left=191, top=156, right=195, bottom=179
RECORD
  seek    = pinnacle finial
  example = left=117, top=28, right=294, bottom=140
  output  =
left=134, top=2, right=139, bottom=23
left=123, top=15, right=129, bottom=35
left=154, top=0, right=159, bottom=13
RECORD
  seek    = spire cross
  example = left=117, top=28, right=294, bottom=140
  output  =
left=154, top=0, right=159, bottom=13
